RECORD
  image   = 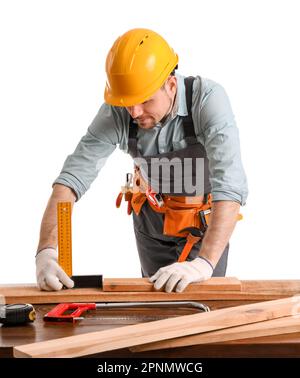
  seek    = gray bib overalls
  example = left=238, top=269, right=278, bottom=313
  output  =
left=127, top=76, right=229, bottom=277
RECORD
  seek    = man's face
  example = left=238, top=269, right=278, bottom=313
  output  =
left=126, top=76, right=177, bottom=129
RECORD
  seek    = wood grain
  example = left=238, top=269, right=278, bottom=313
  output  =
left=103, top=277, right=241, bottom=292
left=2, top=280, right=300, bottom=304
left=13, top=296, right=300, bottom=358
left=130, top=315, right=300, bottom=352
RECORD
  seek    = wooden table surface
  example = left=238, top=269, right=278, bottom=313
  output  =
left=2, top=300, right=300, bottom=358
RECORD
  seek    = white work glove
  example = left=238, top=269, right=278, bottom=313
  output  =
left=149, top=257, right=214, bottom=293
left=36, top=248, right=74, bottom=291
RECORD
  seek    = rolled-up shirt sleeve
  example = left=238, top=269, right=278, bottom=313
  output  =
left=197, top=81, right=248, bottom=205
left=53, top=104, right=126, bottom=200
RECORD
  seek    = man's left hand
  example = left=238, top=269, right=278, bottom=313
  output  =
left=149, top=257, right=214, bottom=293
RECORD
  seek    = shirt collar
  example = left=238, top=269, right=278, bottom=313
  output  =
left=157, top=72, right=188, bottom=127
left=175, top=72, right=188, bottom=117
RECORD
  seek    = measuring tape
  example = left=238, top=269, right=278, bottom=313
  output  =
left=0, top=304, right=36, bottom=326
left=57, top=202, right=72, bottom=276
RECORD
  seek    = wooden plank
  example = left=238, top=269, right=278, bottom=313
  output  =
left=2, top=280, right=300, bottom=304
left=243, top=280, right=300, bottom=292
left=103, top=277, right=242, bottom=292
left=13, top=296, right=300, bottom=358
left=130, top=315, right=300, bottom=352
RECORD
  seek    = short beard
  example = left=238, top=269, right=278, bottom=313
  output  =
left=136, top=116, right=156, bottom=129
left=159, top=92, right=175, bottom=125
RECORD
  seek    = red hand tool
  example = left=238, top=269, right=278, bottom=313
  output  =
left=44, top=301, right=210, bottom=323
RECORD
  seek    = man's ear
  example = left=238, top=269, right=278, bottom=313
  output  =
left=166, top=75, right=177, bottom=96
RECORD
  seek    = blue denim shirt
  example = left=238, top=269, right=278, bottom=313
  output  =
left=53, top=73, right=248, bottom=205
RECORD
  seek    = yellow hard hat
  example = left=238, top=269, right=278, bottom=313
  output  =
left=104, top=28, right=178, bottom=107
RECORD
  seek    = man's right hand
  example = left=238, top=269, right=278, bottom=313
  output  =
left=35, top=248, right=74, bottom=291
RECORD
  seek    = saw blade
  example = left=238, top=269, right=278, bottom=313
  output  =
left=74, top=314, right=179, bottom=325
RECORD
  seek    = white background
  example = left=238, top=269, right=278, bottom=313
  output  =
left=0, top=0, right=299, bottom=284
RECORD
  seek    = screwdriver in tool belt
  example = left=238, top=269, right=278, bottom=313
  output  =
left=0, top=304, right=36, bottom=326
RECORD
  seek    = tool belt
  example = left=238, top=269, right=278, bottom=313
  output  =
left=130, top=191, right=212, bottom=237
left=116, top=169, right=242, bottom=262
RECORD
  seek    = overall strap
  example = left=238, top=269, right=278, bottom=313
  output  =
left=128, top=116, right=138, bottom=156
left=182, top=76, right=198, bottom=145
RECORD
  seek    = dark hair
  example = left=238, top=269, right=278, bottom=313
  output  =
left=169, top=64, right=178, bottom=76
left=160, top=65, right=178, bottom=90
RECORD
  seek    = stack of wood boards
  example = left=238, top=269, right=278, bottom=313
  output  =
left=13, top=296, right=300, bottom=358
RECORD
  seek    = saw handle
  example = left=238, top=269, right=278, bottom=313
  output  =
left=44, top=303, right=96, bottom=323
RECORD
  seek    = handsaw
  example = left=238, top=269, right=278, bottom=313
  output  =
left=43, top=301, right=210, bottom=324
